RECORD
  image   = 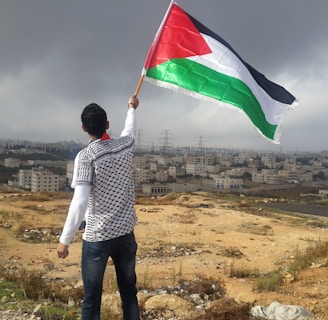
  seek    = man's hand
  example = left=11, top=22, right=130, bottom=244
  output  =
left=57, top=242, right=69, bottom=259
left=128, top=95, right=139, bottom=109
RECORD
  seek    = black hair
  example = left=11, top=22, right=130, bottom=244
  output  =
left=81, top=103, right=107, bottom=138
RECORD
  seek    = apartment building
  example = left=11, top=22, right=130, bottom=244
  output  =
left=186, top=163, right=204, bottom=176
left=168, top=166, right=177, bottom=178
left=66, top=161, right=74, bottom=185
left=142, top=182, right=200, bottom=195
left=31, top=168, right=65, bottom=192
left=264, top=173, right=286, bottom=185
left=226, top=167, right=247, bottom=177
left=186, top=155, right=216, bottom=166
left=261, top=154, right=276, bottom=168
left=234, top=152, right=254, bottom=164
left=142, top=184, right=168, bottom=195
left=319, top=189, right=328, bottom=197
left=169, top=183, right=200, bottom=193
left=18, top=169, right=32, bottom=189
left=214, top=177, right=243, bottom=189
left=132, top=168, right=151, bottom=185
left=149, top=161, right=158, bottom=172
left=203, top=164, right=220, bottom=174
left=4, top=158, right=20, bottom=168
left=155, top=170, right=168, bottom=182
left=252, top=172, right=264, bottom=184
left=133, top=155, right=149, bottom=169
left=27, top=160, right=67, bottom=169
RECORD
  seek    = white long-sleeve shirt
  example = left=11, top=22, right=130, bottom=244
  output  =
left=60, top=108, right=136, bottom=245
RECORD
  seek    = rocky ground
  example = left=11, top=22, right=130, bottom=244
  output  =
left=0, top=188, right=328, bottom=319
left=0, top=309, right=40, bottom=320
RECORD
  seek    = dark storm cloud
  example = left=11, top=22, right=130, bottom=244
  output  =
left=0, top=0, right=327, bottom=151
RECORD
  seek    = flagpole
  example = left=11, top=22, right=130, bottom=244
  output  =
left=134, top=75, right=144, bottom=96
left=134, top=0, right=175, bottom=96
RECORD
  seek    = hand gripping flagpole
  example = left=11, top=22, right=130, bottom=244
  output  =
left=134, top=0, right=175, bottom=96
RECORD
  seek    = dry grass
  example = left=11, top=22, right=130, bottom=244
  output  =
left=255, top=241, right=328, bottom=292
left=288, top=241, right=328, bottom=277
left=0, top=266, right=83, bottom=303
left=255, top=270, right=284, bottom=292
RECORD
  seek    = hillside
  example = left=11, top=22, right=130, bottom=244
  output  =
left=0, top=189, right=327, bottom=319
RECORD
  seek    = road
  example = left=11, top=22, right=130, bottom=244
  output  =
left=263, top=202, right=328, bottom=218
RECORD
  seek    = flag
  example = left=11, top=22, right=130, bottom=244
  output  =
left=142, top=1, right=296, bottom=143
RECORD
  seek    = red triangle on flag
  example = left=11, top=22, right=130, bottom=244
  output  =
left=145, top=4, right=212, bottom=70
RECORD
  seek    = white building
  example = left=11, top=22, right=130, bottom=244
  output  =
left=4, top=158, right=20, bottom=168
left=132, top=168, right=150, bottom=184
left=252, top=172, right=264, bottom=183
left=31, top=168, right=65, bottom=192
left=18, top=169, right=32, bottom=189
left=133, top=156, right=148, bottom=169
left=66, top=161, right=74, bottom=185
left=319, top=189, right=328, bottom=197
left=214, top=177, right=243, bottom=189
left=186, top=163, right=204, bottom=176
left=155, top=170, right=168, bottom=182
left=226, top=167, right=247, bottom=177
left=168, top=166, right=177, bottom=178
left=202, top=178, right=216, bottom=190
left=142, top=184, right=168, bottom=196
left=149, top=161, right=158, bottom=172
left=168, top=183, right=200, bottom=193
left=261, top=154, right=276, bottom=168
left=29, top=160, right=67, bottom=169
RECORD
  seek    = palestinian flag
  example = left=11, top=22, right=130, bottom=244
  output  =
left=142, top=2, right=296, bottom=143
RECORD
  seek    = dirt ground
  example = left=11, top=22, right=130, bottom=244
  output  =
left=0, top=190, right=328, bottom=319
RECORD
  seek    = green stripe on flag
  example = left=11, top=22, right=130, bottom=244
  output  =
left=146, top=58, right=277, bottom=140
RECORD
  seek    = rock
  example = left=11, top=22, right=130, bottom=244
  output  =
left=144, top=294, right=194, bottom=317
left=190, top=293, right=204, bottom=305
left=32, top=304, right=41, bottom=314
left=282, top=271, right=295, bottom=284
left=251, top=301, right=314, bottom=320
left=68, top=297, right=75, bottom=307
left=43, top=263, right=54, bottom=271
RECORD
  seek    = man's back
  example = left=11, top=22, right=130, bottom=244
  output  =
left=78, top=134, right=137, bottom=241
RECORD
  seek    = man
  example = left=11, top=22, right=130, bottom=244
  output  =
left=57, top=95, right=140, bottom=320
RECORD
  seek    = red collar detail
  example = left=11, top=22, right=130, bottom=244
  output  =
left=100, top=132, right=110, bottom=141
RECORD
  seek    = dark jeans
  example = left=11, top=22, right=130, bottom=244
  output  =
left=81, top=232, right=140, bottom=320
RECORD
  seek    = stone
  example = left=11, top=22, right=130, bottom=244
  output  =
left=144, top=294, right=194, bottom=317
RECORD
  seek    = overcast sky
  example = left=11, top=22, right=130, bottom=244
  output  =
left=0, top=0, right=327, bottom=152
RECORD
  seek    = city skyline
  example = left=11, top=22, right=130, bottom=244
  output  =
left=1, top=135, right=327, bottom=155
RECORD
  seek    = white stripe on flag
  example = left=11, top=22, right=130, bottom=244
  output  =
left=187, top=34, right=292, bottom=125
